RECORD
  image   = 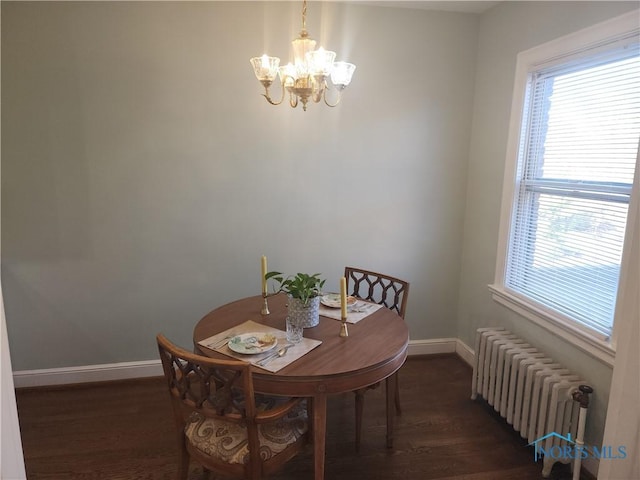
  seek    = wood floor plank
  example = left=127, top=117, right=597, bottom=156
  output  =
left=16, top=355, right=581, bottom=480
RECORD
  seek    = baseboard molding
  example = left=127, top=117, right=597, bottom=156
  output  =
left=455, top=338, right=475, bottom=366
left=407, top=337, right=457, bottom=356
left=13, top=359, right=163, bottom=388
left=582, top=457, right=599, bottom=480
left=14, top=337, right=475, bottom=388
left=406, top=337, right=475, bottom=367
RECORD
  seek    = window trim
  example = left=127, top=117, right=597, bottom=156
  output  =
left=491, top=10, right=640, bottom=367
left=488, top=285, right=615, bottom=365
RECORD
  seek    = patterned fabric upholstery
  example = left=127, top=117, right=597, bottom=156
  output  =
left=185, top=397, right=308, bottom=465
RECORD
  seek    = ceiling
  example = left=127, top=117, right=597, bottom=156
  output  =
left=352, top=1, right=501, bottom=14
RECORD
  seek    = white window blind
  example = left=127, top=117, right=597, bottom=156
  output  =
left=505, top=48, right=639, bottom=339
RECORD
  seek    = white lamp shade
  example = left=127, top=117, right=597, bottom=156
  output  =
left=330, top=61, right=356, bottom=87
left=250, top=55, right=280, bottom=82
left=291, top=35, right=316, bottom=77
left=306, top=48, right=336, bottom=76
left=291, top=36, right=317, bottom=66
left=279, top=64, right=296, bottom=87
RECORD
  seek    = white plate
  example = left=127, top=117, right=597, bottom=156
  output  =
left=321, top=294, right=357, bottom=309
left=228, top=333, right=278, bottom=355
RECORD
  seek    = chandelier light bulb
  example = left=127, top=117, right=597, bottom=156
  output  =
left=260, top=54, right=269, bottom=70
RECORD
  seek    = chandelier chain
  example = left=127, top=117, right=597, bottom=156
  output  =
left=301, top=0, right=307, bottom=35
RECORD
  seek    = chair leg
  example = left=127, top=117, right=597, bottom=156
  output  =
left=394, top=371, right=402, bottom=415
left=386, top=375, right=397, bottom=449
left=354, top=389, right=365, bottom=452
left=177, top=444, right=189, bottom=480
left=307, top=397, right=315, bottom=444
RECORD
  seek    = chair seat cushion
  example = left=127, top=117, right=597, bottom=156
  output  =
left=184, top=397, right=307, bottom=465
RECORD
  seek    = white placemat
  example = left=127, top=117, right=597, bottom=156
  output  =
left=197, top=320, right=322, bottom=373
left=319, top=301, right=383, bottom=324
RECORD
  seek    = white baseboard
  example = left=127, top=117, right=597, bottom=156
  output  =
left=407, top=337, right=475, bottom=367
left=14, top=337, right=474, bottom=388
left=407, top=337, right=457, bottom=356
left=13, top=359, right=163, bottom=388
left=582, top=457, right=599, bottom=479
left=455, top=338, right=475, bottom=366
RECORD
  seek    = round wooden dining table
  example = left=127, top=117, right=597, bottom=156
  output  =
left=193, top=294, right=409, bottom=480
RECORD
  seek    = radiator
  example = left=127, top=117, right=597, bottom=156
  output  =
left=470, top=328, right=585, bottom=478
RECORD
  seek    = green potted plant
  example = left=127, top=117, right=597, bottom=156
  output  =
left=265, top=271, right=326, bottom=328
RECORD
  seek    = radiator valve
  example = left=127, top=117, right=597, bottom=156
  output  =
left=572, top=384, right=593, bottom=408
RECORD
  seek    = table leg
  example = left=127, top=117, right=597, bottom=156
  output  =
left=313, top=393, right=327, bottom=480
left=386, top=374, right=396, bottom=448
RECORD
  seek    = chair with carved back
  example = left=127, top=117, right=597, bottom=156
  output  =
left=156, top=334, right=309, bottom=480
left=344, top=267, right=409, bottom=452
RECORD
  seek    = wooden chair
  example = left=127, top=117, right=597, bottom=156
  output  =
left=156, top=334, right=309, bottom=480
left=344, top=267, right=410, bottom=452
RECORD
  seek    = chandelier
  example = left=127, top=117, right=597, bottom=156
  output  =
left=250, top=0, right=356, bottom=111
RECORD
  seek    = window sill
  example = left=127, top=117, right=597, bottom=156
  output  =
left=488, top=284, right=615, bottom=367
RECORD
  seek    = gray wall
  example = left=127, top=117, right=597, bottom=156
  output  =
left=457, top=0, right=638, bottom=456
left=1, top=2, right=477, bottom=369
left=3, top=0, right=637, bottom=463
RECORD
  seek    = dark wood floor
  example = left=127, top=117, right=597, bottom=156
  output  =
left=16, top=355, right=580, bottom=480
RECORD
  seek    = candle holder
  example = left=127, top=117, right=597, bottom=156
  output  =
left=340, top=317, right=349, bottom=337
left=261, top=293, right=271, bottom=315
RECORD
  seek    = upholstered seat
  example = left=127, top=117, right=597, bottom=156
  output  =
left=184, top=398, right=307, bottom=465
left=157, top=334, right=310, bottom=480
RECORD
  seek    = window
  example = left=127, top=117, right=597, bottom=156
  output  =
left=491, top=12, right=639, bottom=364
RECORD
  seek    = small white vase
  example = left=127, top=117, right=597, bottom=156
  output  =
left=287, top=295, right=321, bottom=328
